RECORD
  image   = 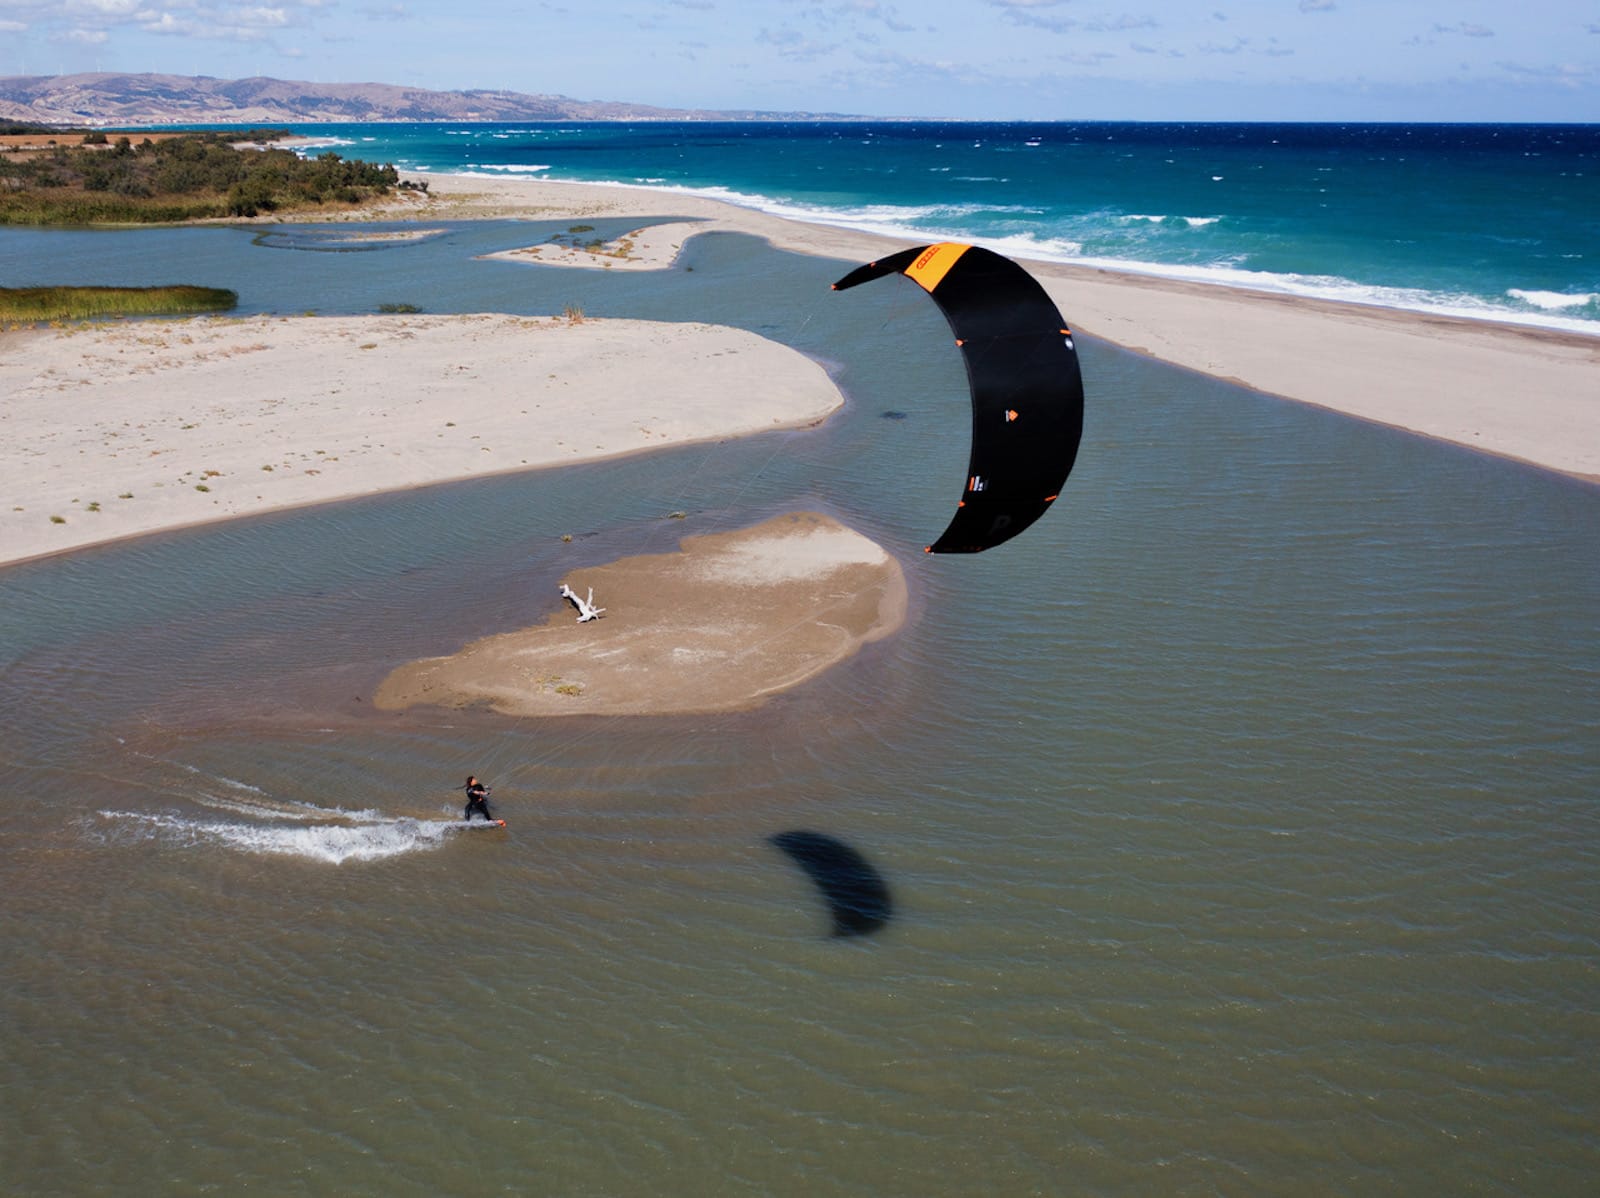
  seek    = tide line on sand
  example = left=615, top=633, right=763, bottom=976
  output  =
left=4, top=168, right=1595, bottom=575
left=0, top=311, right=842, bottom=568
left=372, top=511, right=909, bottom=718
left=393, top=171, right=1600, bottom=484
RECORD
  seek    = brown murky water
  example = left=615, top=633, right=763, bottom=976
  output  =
left=2, top=222, right=1596, bottom=1196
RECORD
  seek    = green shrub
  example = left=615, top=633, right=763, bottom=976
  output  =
left=0, top=131, right=401, bottom=226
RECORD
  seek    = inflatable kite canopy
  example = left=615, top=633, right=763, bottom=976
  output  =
left=833, top=243, right=1085, bottom=554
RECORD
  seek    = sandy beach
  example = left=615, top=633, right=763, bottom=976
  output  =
left=6, top=170, right=1595, bottom=575
left=379, top=173, right=1600, bottom=481
left=374, top=511, right=908, bottom=717
left=3, top=167, right=1595, bottom=713
left=0, top=311, right=841, bottom=567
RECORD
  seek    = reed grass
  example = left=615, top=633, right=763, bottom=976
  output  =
left=0, top=193, right=232, bottom=225
left=0, top=285, right=238, bottom=322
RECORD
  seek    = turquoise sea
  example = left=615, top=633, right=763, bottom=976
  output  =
left=283, top=120, right=1600, bottom=335
left=1, top=128, right=1598, bottom=1194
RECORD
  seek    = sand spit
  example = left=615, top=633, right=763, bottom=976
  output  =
left=390, top=173, right=1600, bottom=483
left=481, top=221, right=700, bottom=272
left=373, top=512, right=907, bottom=717
left=1029, top=265, right=1600, bottom=483
left=6, top=168, right=1594, bottom=573
left=0, top=313, right=842, bottom=568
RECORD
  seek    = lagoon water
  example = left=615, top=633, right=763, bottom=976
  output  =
left=2, top=219, right=1597, bottom=1195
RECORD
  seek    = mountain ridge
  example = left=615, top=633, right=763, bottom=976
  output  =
left=0, top=72, right=870, bottom=126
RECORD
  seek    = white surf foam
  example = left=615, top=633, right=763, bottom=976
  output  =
left=98, top=809, right=470, bottom=865
left=467, top=163, right=552, bottom=173
left=285, top=136, right=355, bottom=152
left=1119, top=214, right=1221, bottom=227
left=418, top=168, right=1600, bottom=337
left=100, top=758, right=474, bottom=863
left=1507, top=289, right=1598, bottom=311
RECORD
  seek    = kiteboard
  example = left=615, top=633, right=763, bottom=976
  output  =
left=459, top=819, right=507, bottom=829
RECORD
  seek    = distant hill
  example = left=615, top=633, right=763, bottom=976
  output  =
left=0, top=73, right=864, bottom=126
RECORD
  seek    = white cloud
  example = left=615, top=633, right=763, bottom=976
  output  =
left=1084, top=14, right=1157, bottom=33
left=1433, top=22, right=1495, bottom=40
left=1498, top=59, right=1594, bottom=85
left=139, top=12, right=192, bottom=36
left=987, top=0, right=1079, bottom=28
left=0, top=0, right=338, bottom=49
left=236, top=7, right=292, bottom=28
left=0, top=0, right=1589, bottom=123
left=68, top=0, right=143, bottom=16
left=757, top=25, right=841, bottom=62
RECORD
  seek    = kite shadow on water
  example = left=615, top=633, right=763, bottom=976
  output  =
left=768, top=830, right=892, bottom=938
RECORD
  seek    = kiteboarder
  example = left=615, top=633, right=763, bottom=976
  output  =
left=462, top=775, right=494, bottom=822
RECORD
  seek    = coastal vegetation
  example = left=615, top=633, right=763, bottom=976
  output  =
left=0, top=129, right=401, bottom=224
left=2, top=121, right=73, bottom=135
left=0, top=284, right=238, bottom=323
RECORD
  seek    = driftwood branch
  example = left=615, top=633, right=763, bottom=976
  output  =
left=559, top=583, right=606, bottom=622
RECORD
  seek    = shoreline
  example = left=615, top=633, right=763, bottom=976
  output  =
left=412, top=171, right=1600, bottom=339
left=3, top=169, right=1595, bottom=571
left=375, top=172, right=1600, bottom=483
left=0, top=313, right=842, bottom=569
left=373, top=512, right=908, bottom=718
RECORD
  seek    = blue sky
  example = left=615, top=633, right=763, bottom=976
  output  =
left=1, top=1, right=1595, bottom=121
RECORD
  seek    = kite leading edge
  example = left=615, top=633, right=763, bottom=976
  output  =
left=832, top=242, right=1085, bottom=554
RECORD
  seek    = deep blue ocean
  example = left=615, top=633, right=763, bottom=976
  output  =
left=282, top=120, right=1600, bottom=335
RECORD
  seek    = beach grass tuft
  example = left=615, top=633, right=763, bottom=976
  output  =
left=0, top=285, right=237, bottom=322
